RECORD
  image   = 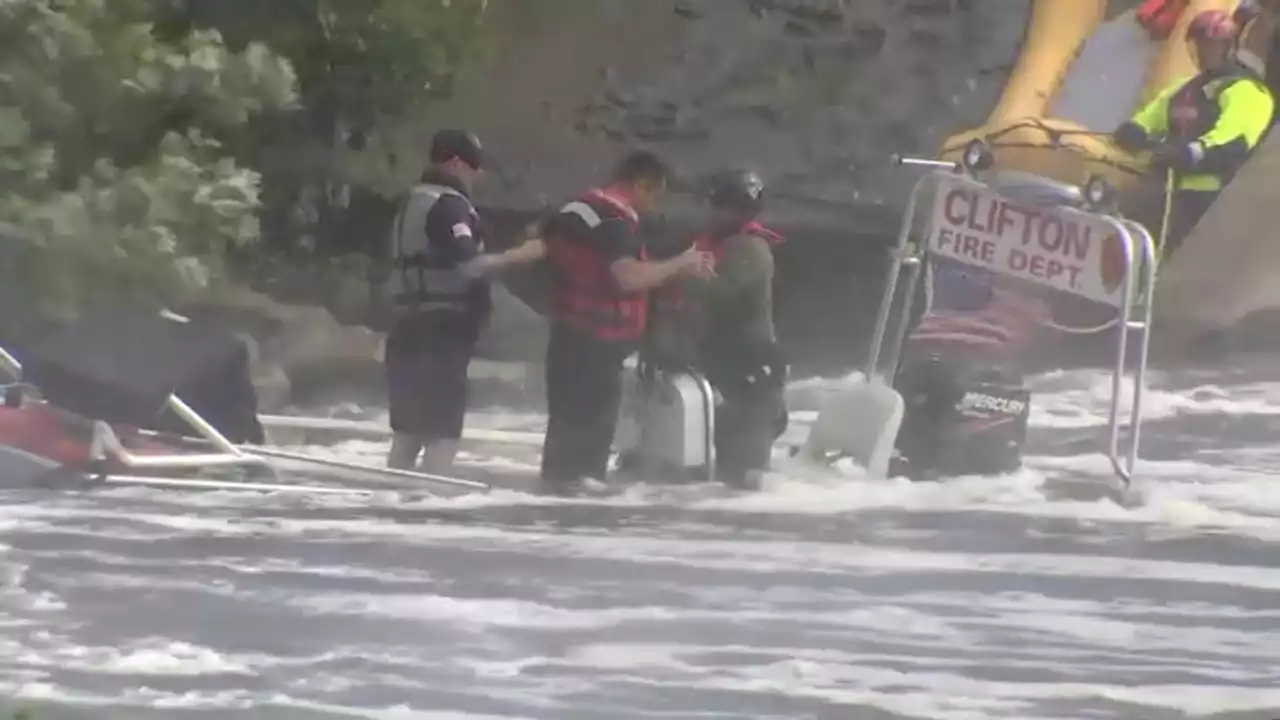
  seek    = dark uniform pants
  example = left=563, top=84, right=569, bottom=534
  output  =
left=541, top=324, right=632, bottom=491
left=1167, top=188, right=1232, bottom=355
left=705, top=343, right=788, bottom=487
left=714, top=382, right=786, bottom=487
left=1163, top=189, right=1217, bottom=260
left=384, top=313, right=478, bottom=441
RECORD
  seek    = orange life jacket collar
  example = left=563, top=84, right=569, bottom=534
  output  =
left=586, top=186, right=640, bottom=225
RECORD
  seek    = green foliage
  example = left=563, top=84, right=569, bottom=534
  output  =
left=172, top=0, right=493, bottom=258
left=0, top=0, right=296, bottom=335
left=0, top=0, right=493, bottom=338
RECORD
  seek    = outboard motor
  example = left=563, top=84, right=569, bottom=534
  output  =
left=804, top=144, right=1156, bottom=495
left=800, top=164, right=1082, bottom=482
left=889, top=354, right=1030, bottom=481
left=887, top=170, right=1077, bottom=480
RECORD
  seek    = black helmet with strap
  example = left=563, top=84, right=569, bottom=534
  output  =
left=706, top=168, right=765, bottom=216
left=430, top=128, right=483, bottom=170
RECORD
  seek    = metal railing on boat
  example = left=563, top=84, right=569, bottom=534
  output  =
left=1, top=349, right=492, bottom=496
left=258, top=414, right=542, bottom=447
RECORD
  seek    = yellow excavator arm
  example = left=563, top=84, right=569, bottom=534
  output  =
left=937, top=0, right=1280, bottom=345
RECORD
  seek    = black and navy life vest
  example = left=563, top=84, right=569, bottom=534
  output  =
left=388, top=183, right=483, bottom=315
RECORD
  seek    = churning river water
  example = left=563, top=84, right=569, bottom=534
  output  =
left=0, top=364, right=1279, bottom=720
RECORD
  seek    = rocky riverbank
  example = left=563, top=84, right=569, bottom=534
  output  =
left=176, top=284, right=546, bottom=412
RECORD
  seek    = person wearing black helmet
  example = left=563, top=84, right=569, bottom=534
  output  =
left=380, top=128, right=490, bottom=473
left=654, top=167, right=788, bottom=489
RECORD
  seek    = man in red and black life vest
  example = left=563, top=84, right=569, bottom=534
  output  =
left=532, top=150, right=716, bottom=496
left=378, top=128, right=491, bottom=473
left=640, top=168, right=788, bottom=490
left=890, top=259, right=1052, bottom=481
left=1114, top=8, right=1275, bottom=260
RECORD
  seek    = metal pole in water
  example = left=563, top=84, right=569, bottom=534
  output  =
left=246, top=445, right=490, bottom=492
left=102, top=474, right=381, bottom=496
left=864, top=177, right=929, bottom=381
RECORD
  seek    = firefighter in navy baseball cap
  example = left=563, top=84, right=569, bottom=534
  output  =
left=380, top=128, right=489, bottom=473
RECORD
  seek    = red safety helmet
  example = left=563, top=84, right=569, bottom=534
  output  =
left=1186, top=9, right=1239, bottom=41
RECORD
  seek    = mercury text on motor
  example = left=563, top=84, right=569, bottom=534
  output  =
left=958, top=391, right=1027, bottom=417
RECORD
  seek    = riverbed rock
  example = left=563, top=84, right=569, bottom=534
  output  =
left=179, top=287, right=372, bottom=407
left=182, top=285, right=546, bottom=408
left=240, top=335, right=293, bottom=412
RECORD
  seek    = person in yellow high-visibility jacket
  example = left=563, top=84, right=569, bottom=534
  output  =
left=1114, top=8, right=1276, bottom=258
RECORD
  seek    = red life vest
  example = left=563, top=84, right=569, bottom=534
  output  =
left=654, top=221, right=784, bottom=316
left=1137, top=0, right=1189, bottom=40
left=544, top=187, right=649, bottom=342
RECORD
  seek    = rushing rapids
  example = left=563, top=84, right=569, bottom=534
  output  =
left=0, top=364, right=1278, bottom=719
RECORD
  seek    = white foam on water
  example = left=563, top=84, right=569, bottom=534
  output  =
left=3, top=680, right=527, bottom=720
left=245, top=369, right=1280, bottom=533
left=2, top=368, right=1280, bottom=717
left=536, top=641, right=1280, bottom=717
left=562, top=647, right=1280, bottom=719
left=15, top=638, right=256, bottom=676
left=1030, top=370, right=1280, bottom=429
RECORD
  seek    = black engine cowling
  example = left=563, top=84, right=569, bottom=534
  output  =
left=890, top=354, right=1030, bottom=481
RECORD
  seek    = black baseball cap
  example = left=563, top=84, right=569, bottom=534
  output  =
left=430, top=129, right=483, bottom=170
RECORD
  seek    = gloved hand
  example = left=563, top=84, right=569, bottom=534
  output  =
left=1151, top=141, right=1199, bottom=172
left=1113, top=121, right=1153, bottom=152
